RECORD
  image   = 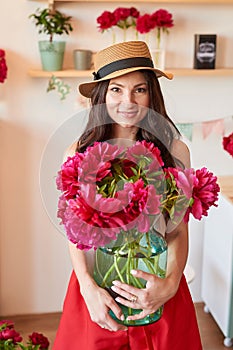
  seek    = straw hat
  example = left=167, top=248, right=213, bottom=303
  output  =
left=79, top=41, right=173, bottom=98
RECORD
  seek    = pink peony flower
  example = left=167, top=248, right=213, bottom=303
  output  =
left=56, top=153, right=83, bottom=200
left=136, top=14, right=156, bottom=34
left=117, top=180, right=161, bottom=232
left=29, top=332, right=50, bottom=349
left=0, top=328, right=22, bottom=343
left=166, top=167, right=197, bottom=199
left=184, top=167, right=220, bottom=222
left=126, top=140, right=164, bottom=171
left=97, top=11, right=116, bottom=31
left=151, top=9, right=174, bottom=29
left=79, top=142, right=123, bottom=184
left=222, top=132, right=233, bottom=157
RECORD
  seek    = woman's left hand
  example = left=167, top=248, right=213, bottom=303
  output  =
left=111, top=269, right=179, bottom=321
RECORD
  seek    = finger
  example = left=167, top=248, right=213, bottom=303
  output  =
left=105, top=317, right=128, bottom=332
left=98, top=310, right=128, bottom=332
left=126, top=309, right=152, bottom=321
left=108, top=299, right=126, bottom=323
left=115, top=295, right=140, bottom=309
left=106, top=299, right=128, bottom=331
left=111, top=284, right=138, bottom=303
left=112, top=280, right=140, bottom=296
left=130, top=269, right=157, bottom=282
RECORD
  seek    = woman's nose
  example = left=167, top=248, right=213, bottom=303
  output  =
left=120, top=90, right=134, bottom=103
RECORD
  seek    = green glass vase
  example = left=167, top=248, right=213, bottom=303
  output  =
left=93, top=226, right=167, bottom=326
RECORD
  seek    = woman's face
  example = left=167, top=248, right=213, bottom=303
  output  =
left=105, top=71, right=150, bottom=128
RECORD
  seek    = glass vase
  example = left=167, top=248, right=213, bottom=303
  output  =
left=93, top=226, right=167, bottom=326
left=146, top=28, right=167, bottom=69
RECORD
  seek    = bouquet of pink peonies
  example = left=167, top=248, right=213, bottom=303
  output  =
left=0, top=320, right=49, bottom=350
left=56, top=140, right=220, bottom=250
left=56, top=140, right=220, bottom=325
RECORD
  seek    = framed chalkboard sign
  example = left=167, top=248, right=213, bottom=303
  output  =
left=194, top=34, right=217, bottom=69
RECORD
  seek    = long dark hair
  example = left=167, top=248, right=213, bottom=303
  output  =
left=76, top=70, right=182, bottom=168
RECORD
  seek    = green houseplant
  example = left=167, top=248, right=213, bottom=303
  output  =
left=29, top=8, right=73, bottom=71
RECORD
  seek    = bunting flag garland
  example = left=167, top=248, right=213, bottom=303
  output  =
left=176, top=123, right=193, bottom=141
left=175, top=115, right=233, bottom=142
left=202, top=118, right=225, bottom=139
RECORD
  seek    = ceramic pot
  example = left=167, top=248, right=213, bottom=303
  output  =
left=38, top=41, right=66, bottom=71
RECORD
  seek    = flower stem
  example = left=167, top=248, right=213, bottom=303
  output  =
left=156, top=27, right=161, bottom=50
left=114, top=254, right=125, bottom=283
left=101, top=255, right=121, bottom=287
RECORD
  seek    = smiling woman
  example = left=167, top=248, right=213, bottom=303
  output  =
left=52, top=41, right=204, bottom=350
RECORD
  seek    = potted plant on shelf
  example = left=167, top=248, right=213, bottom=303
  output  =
left=29, top=7, right=73, bottom=71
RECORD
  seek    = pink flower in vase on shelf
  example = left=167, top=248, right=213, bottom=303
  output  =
left=136, top=9, right=174, bottom=68
left=96, top=10, right=116, bottom=31
left=97, top=7, right=140, bottom=43
left=150, top=9, right=174, bottom=49
left=136, top=9, right=174, bottom=49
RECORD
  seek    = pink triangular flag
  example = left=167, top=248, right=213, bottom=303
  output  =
left=202, top=118, right=225, bottom=139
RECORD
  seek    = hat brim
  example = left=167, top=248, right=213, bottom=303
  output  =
left=79, top=66, right=173, bottom=98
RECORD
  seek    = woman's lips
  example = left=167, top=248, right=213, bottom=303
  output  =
left=118, top=110, right=138, bottom=118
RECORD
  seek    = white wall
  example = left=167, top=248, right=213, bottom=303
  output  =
left=0, top=0, right=233, bottom=315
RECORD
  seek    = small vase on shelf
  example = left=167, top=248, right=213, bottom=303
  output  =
left=151, top=49, right=166, bottom=70
left=147, top=28, right=167, bottom=70
left=93, top=225, right=167, bottom=326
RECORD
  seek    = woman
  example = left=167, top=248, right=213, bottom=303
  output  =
left=53, top=41, right=202, bottom=349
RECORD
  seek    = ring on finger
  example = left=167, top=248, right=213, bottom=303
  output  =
left=131, top=295, right=138, bottom=303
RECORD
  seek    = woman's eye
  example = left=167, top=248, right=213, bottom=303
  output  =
left=110, top=87, right=120, bottom=92
left=136, top=87, right=147, bottom=93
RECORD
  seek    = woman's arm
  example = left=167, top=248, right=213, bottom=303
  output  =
left=68, top=240, right=127, bottom=331
left=165, top=138, right=190, bottom=292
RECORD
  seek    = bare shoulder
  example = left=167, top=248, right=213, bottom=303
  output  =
left=63, top=142, right=78, bottom=160
left=171, top=139, right=191, bottom=168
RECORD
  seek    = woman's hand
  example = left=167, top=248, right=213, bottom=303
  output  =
left=110, top=269, right=179, bottom=322
left=80, top=278, right=128, bottom=332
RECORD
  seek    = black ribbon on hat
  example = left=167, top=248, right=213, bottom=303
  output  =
left=92, top=57, right=154, bottom=81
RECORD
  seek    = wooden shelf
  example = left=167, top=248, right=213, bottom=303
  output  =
left=28, top=68, right=233, bottom=78
left=29, top=69, right=92, bottom=78
left=28, top=0, right=233, bottom=3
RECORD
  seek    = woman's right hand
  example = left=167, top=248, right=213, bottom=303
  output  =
left=80, top=277, right=128, bottom=332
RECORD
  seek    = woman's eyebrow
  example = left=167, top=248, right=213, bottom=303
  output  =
left=108, top=82, right=147, bottom=87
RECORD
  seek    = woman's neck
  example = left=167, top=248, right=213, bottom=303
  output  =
left=111, top=123, right=139, bottom=142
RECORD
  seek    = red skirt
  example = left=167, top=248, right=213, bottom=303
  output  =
left=53, top=271, right=202, bottom=350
